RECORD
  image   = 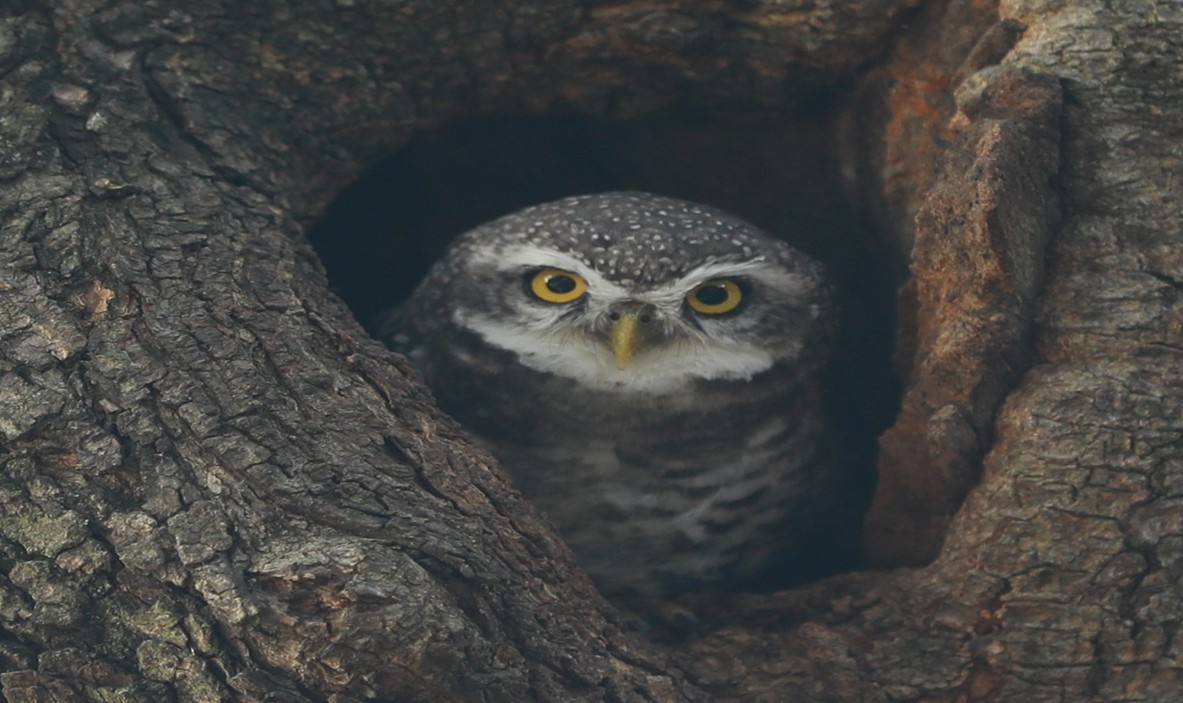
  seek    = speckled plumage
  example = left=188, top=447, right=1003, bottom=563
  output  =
left=380, top=192, right=838, bottom=598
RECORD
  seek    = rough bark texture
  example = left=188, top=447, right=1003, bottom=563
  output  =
left=1, top=2, right=1181, bottom=703
left=865, top=59, right=1062, bottom=566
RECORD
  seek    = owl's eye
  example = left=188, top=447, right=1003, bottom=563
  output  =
left=686, top=278, right=743, bottom=314
left=529, top=268, right=588, bottom=304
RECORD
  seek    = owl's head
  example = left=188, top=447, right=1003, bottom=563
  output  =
left=415, top=192, right=834, bottom=394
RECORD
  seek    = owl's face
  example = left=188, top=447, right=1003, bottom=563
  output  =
left=416, top=192, right=832, bottom=395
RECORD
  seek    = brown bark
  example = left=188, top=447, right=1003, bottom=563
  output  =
left=1, top=1, right=1181, bottom=703
left=866, top=57, right=1062, bottom=566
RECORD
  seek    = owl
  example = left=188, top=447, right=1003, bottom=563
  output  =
left=379, top=192, right=838, bottom=601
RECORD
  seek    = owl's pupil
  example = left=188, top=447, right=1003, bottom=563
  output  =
left=546, top=275, right=577, bottom=294
left=695, top=285, right=730, bottom=306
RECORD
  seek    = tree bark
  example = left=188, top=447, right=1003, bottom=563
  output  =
left=1, top=2, right=1180, bottom=703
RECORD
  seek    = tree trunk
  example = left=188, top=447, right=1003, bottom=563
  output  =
left=1, top=1, right=1179, bottom=702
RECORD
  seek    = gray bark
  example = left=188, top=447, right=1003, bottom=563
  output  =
left=1, top=1, right=1180, bottom=702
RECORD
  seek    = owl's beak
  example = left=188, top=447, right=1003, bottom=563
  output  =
left=608, top=311, right=641, bottom=369
left=606, top=302, right=659, bottom=369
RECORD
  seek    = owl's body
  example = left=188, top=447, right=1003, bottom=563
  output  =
left=383, top=192, right=837, bottom=598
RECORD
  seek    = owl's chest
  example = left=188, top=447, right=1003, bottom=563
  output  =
left=418, top=335, right=826, bottom=596
left=426, top=335, right=791, bottom=448
left=465, top=381, right=812, bottom=596
left=426, top=335, right=804, bottom=503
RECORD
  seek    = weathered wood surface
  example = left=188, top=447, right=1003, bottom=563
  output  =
left=1, top=1, right=1180, bottom=701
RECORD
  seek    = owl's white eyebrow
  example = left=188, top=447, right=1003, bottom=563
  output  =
left=472, top=243, right=630, bottom=297
left=654, top=259, right=814, bottom=298
left=472, top=244, right=811, bottom=300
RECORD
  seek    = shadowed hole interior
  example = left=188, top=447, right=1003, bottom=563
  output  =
left=309, top=108, right=901, bottom=590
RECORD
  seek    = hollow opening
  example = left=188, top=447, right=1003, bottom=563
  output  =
left=309, top=107, right=901, bottom=591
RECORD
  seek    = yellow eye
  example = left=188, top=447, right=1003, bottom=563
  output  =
left=529, top=268, right=587, bottom=304
left=686, top=278, right=743, bottom=314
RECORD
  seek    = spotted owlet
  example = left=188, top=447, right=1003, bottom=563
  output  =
left=379, top=192, right=838, bottom=600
